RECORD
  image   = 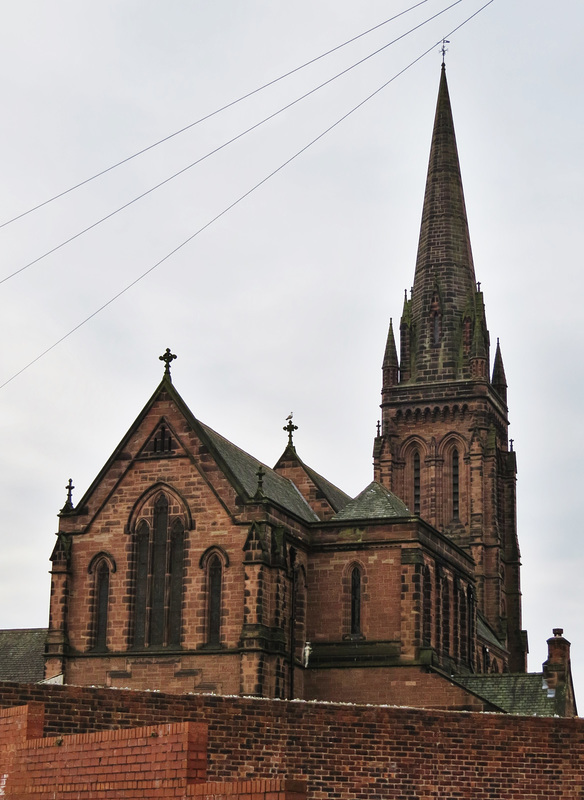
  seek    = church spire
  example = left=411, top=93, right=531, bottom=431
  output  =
left=382, top=318, right=399, bottom=389
left=492, top=338, right=507, bottom=402
left=408, top=66, right=477, bottom=382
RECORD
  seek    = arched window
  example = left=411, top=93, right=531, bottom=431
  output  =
left=207, top=555, right=222, bottom=646
left=452, top=448, right=460, bottom=519
left=434, top=569, right=442, bottom=655
left=94, top=561, right=110, bottom=651
left=433, top=312, right=440, bottom=345
left=422, top=567, right=432, bottom=647
left=413, top=450, right=421, bottom=515
left=132, top=492, right=186, bottom=649
left=168, top=519, right=185, bottom=646
left=452, top=580, right=459, bottom=662
left=460, top=586, right=468, bottom=664
left=88, top=553, right=116, bottom=652
left=467, top=588, right=476, bottom=671
left=442, top=578, right=450, bottom=656
left=350, top=565, right=362, bottom=636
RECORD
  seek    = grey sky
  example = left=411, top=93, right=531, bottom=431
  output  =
left=1, top=2, right=583, bottom=696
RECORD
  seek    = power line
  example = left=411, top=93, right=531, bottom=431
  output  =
left=0, top=0, right=465, bottom=286
left=0, top=0, right=495, bottom=391
left=0, top=0, right=434, bottom=230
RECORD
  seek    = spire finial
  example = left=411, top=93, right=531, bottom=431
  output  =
left=441, top=38, right=450, bottom=67
left=159, top=348, right=177, bottom=378
left=283, top=413, right=298, bottom=446
left=254, top=464, right=266, bottom=499
left=60, top=478, right=75, bottom=513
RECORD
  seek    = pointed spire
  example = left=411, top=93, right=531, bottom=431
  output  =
left=409, top=66, right=477, bottom=382
left=492, top=338, right=508, bottom=402
left=382, top=319, right=399, bottom=389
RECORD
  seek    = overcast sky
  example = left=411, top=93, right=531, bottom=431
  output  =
left=1, top=1, right=583, bottom=698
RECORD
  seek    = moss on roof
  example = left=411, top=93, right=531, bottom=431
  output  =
left=331, top=481, right=411, bottom=521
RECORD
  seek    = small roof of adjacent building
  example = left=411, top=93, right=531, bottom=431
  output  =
left=0, top=628, right=47, bottom=683
left=455, top=673, right=559, bottom=716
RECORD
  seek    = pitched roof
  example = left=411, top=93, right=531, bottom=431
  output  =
left=455, top=673, right=559, bottom=717
left=302, top=462, right=351, bottom=513
left=200, top=422, right=319, bottom=523
left=71, top=375, right=320, bottom=525
left=0, top=628, right=47, bottom=682
left=331, top=481, right=411, bottom=522
left=477, top=612, right=506, bottom=650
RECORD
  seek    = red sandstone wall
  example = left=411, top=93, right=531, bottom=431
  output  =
left=0, top=683, right=582, bottom=798
left=304, top=665, right=491, bottom=709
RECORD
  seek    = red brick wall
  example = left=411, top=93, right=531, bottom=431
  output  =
left=0, top=703, right=207, bottom=798
left=0, top=683, right=582, bottom=798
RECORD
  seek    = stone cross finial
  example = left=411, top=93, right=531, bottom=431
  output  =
left=283, top=414, right=298, bottom=446
left=376, top=420, right=381, bottom=437
left=159, top=348, right=177, bottom=378
left=60, top=478, right=75, bottom=513
left=510, top=439, right=514, bottom=452
left=253, top=464, right=267, bottom=502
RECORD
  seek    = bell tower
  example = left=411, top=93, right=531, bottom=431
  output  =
left=373, top=65, right=526, bottom=671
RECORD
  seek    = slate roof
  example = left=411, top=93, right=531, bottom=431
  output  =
left=455, top=673, right=558, bottom=716
left=477, top=612, right=506, bottom=650
left=200, top=422, right=319, bottom=523
left=0, top=628, right=47, bottom=683
left=331, top=481, right=411, bottom=521
left=302, top=463, right=351, bottom=513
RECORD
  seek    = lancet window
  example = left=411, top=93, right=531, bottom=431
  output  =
left=413, top=450, right=421, bottom=515
left=132, top=492, right=186, bottom=649
left=88, top=552, right=116, bottom=652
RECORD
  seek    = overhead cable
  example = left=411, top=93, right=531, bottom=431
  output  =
left=0, top=0, right=495, bottom=391
left=0, top=0, right=434, bottom=230
left=0, top=0, right=465, bottom=286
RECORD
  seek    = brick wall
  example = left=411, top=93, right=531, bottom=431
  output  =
left=0, top=703, right=208, bottom=798
left=0, top=683, right=582, bottom=798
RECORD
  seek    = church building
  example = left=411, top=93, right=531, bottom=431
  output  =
left=43, top=66, right=576, bottom=715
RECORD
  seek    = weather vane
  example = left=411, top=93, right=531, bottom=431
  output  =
left=441, top=38, right=450, bottom=66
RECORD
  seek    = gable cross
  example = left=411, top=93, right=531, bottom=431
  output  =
left=159, top=348, right=177, bottom=377
left=283, top=415, right=298, bottom=446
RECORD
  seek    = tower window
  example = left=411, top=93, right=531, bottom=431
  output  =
left=433, top=312, right=441, bottom=345
left=413, top=450, right=421, bottom=515
left=452, top=448, right=459, bottom=519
